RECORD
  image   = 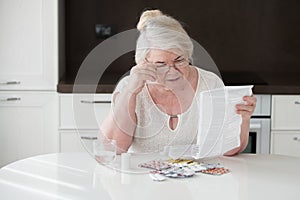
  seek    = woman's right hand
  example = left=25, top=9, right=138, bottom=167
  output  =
left=126, top=63, right=157, bottom=95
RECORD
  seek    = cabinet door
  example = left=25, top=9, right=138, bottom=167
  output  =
left=271, top=131, right=300, bottom=157
left=0, top=92, right=58, bottom=167
left=59, top=94, right=111, bottom=154
left=59, top=94, right=112, bottom=130
left=60, top=130, right=98, bottom=153
left=272, top=95, right=300, bottom=130
left=0, top=0, right=58, bottom=90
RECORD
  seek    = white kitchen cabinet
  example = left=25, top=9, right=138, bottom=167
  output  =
left=272, top=95, right=300, bottom=130
left=271, top=95, right=300, bottom=157
left=0, top=0, right=60, bottom=167
left=60, top=130, right=99, bottom=153
left=59, top=94, right=112, bottom=152
left=0, top=0, right=58, bottom=90
left=59, top=94, right=111, bottom=130
left=271, top=131, right=300, bottom=157
left=0, top=92, right=58, bottom=167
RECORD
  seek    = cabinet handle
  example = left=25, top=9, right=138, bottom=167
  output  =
left=81, top=136, right=97, bottom=140
left=295, top=101, right=300, bottom=105
left=80, top=100, right=111, bottom=104
left=293, top=137, right=300, bottom=141
left=0, top=97, right=21, bottom=102
left=250, top=123, right=261, bottom=130
left=0, top=81, right=21, bottom=85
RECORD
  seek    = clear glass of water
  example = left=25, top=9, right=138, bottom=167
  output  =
left=93, top=138, right=116, bottom=165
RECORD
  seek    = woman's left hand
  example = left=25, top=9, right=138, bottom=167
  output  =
left=236, top=95, right=257, bottom=120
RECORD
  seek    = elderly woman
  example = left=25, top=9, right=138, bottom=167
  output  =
left=100, top=10, right=256, bottom=155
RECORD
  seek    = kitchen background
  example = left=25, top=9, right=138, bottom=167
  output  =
left=61, top=0, right=300, bottom=91
left=1, top=0, right=300, bottom=168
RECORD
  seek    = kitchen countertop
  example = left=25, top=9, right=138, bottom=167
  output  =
left=57, top=82, right=300, bottom=94
left=57, top=71, right=300, bottom=94
left=1, top=152, right=300, bottom=200
left=57, top=81, right=115, bottom=93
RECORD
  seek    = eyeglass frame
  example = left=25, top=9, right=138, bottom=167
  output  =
left=144, top=55, right=190, bottom=74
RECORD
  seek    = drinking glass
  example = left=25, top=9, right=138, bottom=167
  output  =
left=93, top=138, right=117, bottom=165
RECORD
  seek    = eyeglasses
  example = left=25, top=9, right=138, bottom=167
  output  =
left=145, top=57, right=189, bottom=74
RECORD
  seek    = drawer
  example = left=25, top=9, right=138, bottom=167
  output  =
left=271, top=131, right=300, bottom=157
left=59, top=94, right=112, bottom=129
left=0, top=91, right=57, bottom=107
left=272, top=95, right=300, bottom=130
left=59, top=130, right=98, bottom=153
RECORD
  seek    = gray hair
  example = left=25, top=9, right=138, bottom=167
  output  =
left=135, top=11, right=194, bottom=64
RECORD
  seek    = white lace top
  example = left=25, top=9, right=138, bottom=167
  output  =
left=113, top=67, right=224, bottom=153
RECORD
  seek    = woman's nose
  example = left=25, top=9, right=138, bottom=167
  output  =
left=168, top=65, right=178, bottom=72
left=168, top=61, right=176, bottom=67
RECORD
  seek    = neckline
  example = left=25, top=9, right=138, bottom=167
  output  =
left=145, top=66, right=201, bottom=118
left=168, top=114, right=181, bottom=132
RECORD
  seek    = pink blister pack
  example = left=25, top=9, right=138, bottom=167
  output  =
left=138, top=160, right=172, bottom=170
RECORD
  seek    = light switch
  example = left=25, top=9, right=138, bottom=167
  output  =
left=95, top=24, right=116, bottom=39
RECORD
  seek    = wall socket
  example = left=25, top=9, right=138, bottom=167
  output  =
left=95, top=24, right=116, bottom=39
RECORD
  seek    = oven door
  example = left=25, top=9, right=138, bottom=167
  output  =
left=243, top=118, right=271, bottom=154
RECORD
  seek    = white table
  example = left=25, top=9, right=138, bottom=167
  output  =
left=0, top=152, right=300, bottom=200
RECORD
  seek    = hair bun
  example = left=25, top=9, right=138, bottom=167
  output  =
left=137, top=10, right=163, bottom=31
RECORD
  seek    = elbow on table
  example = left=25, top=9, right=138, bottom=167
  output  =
left=99, top=128, right=133, bottom=155
left=224, top=145, right=245, bottom=156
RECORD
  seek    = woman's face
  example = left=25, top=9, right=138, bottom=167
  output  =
left=146, top=49, right=190, bottom=85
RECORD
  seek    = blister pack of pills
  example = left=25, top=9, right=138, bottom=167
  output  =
left=141, top=159, right=230, bottom=181
left=138, top=160, right=172, bottom=171
left=199, top=163, right=230, bottom=175
left=159, top=167, right=195, bottom=178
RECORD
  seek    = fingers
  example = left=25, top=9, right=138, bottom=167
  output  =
left=236, top=104, right=255, bottom=113
left=134, top=69, right=157, bottom=80
left=126, top=63, right=159, bottom=94
left=236, top=95, right=257, bottom=119
left=236, top=106, right=253, bottom=119
left=243, top=95, right=257, bottom=106
left=130, top=64, right=157, bottom=80
left=131, top=63, right=157, bottom=75
left=133, top=62, right=157, bottom=72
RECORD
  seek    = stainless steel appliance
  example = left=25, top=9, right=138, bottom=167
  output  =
left=243, top=95, right=271, bottom=154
